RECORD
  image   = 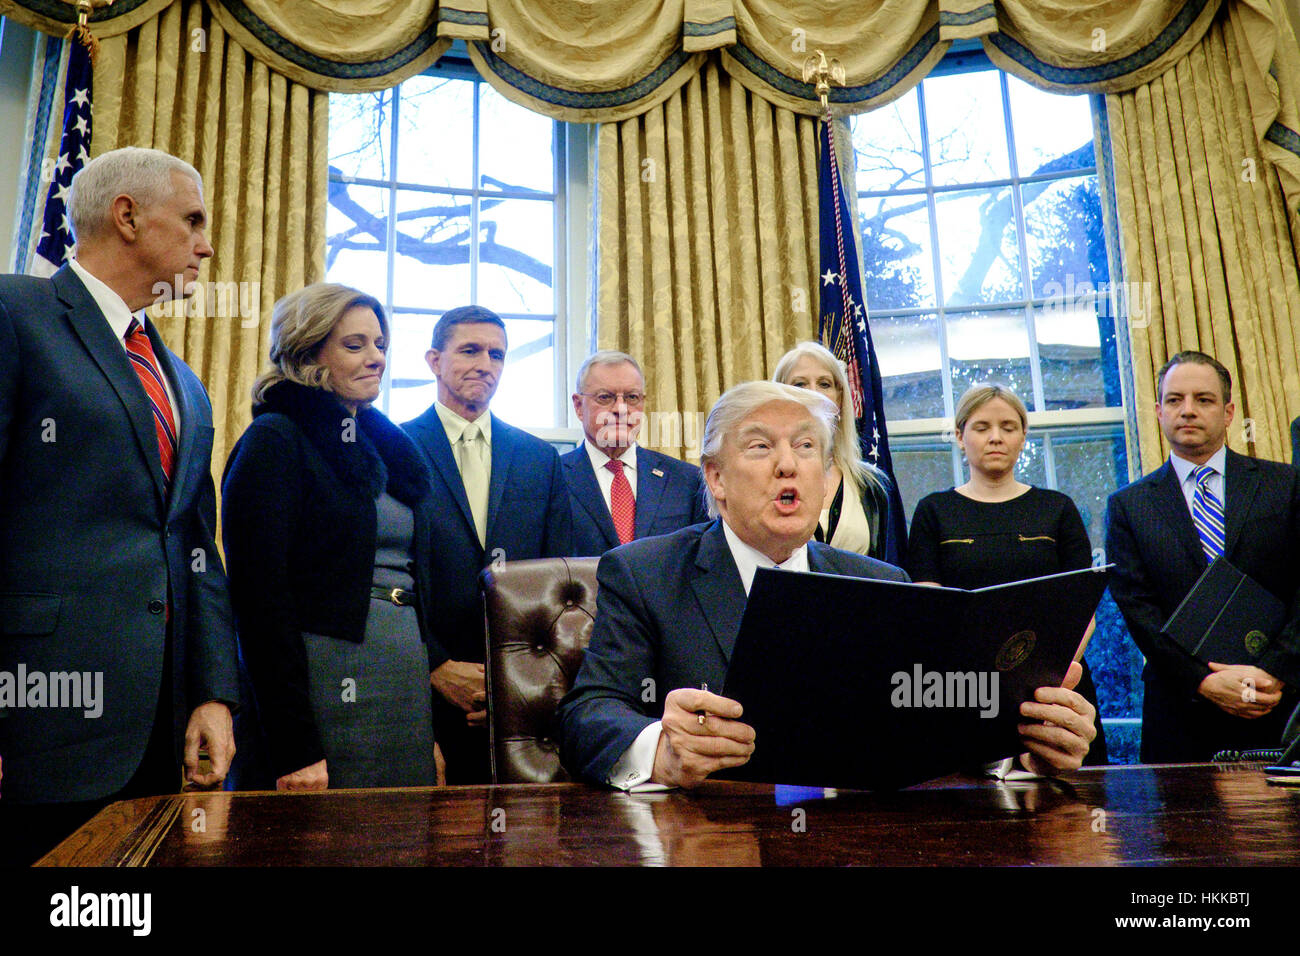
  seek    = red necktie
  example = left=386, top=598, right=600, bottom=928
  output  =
left=605, top=459, right=635, bottom=545
left=125, top=318, right=177, bottom=485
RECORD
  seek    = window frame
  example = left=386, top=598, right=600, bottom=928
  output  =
left=325, top=47, right=590, bottom=441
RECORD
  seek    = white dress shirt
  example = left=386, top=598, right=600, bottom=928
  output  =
left=606, top=520, right=809, bottom=791
left=1169, top=445, right=1228, bottom=518
left=584, top=439, right=639, bottom=510
left=70, top=258, right=182, bottom=434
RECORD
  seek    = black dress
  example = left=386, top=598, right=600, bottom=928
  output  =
left=906, top=486, right=1109, bottom=764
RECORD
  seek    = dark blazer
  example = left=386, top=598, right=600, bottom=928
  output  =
left=403, top=405, right=573, bottom=668
left=561, top=443, right=708, bottom=556
left=0, top=266, right=239, bottom=803
left=221, top=381, right=437, bottom=778
left=1291, top=415, right=1299, bottom=467
left=557, top=520, right=910, bottom=784
left=1106, top=449, right=1300, bottom=761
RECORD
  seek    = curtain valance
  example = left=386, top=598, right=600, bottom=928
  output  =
left=0, top=1, right=1240, bottom=112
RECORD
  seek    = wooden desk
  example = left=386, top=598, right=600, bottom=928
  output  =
left=38, top=763, right=1300, bottom=866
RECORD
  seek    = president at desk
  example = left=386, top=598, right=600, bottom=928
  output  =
left=558, top=381, right=1097, bottom=790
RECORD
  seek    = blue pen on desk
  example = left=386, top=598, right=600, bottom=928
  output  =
left=697, top=682, right=708, bottom=725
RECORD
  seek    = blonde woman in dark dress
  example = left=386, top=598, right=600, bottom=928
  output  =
left=906, top=383, right=1108, bottom=764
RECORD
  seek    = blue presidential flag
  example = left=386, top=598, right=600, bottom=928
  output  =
left=817, top=117, right=907, bottom=565
left=32, top=35, right=92, bottom=277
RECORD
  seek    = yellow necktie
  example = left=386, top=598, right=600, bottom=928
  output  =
left=458, top=422, right=489, bottom=547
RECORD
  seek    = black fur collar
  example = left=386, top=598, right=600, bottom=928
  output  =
left=254, top=380, right=430, bottom=505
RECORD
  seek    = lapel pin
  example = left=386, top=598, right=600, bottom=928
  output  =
left=652, top=468, right=664, bottom=477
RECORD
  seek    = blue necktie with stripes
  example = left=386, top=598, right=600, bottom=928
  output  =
left=1190, top=464, right=1225, bottom=561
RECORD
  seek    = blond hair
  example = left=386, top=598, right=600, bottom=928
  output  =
left=251, top=283, right=386, bottom=406
left=773, top=340, right=868, bottom=501
left=954, top=383, right=1029, bottom=436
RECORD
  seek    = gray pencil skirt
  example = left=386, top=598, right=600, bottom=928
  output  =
left=303, top=598, right=436, bottom=789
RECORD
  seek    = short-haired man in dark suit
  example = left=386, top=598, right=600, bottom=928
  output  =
left=404, top=306, right=571, bottom=782
left=1107, top=351, right=1300, bottom=762
left=559, top=381, right=1097, bottom=789
left=563, top=350, right=708, bottom=556
left=0, top=147, right=240, bottom=864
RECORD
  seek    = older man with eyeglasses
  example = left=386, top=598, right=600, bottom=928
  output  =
left=562, top=350, right=709, bottom=557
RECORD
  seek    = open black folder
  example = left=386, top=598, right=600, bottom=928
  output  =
left=720, top=565, right=1110, bottom=791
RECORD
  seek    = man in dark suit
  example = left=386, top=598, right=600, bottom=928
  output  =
left=563, top=350, right=708, bottom=556
left=1107, top=351, right=1300, bottom=762
left=404, top=306, right=571, bottom=783
left=0, top=147, right=240, bottom=864
left=559, top=381, right=1097, bottom=789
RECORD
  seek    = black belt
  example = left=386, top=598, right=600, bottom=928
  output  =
left=370, top=586, right=416, bottom=606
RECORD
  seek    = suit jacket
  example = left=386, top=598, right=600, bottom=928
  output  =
left=1106, top=449, right=1300, bottom=761
left=402, top=405, right=572, bottom=668
left=557, top=520, right=910, bottom=784
left=0, top=266, right=239, bottom=803
left=561, top=444, right=709, bottom=557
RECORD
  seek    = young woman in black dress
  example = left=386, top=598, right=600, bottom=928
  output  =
left=906, top=384, right=1108, bottom=764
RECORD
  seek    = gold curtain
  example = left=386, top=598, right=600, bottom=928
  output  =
left=595, top=60, right=819, bottom=458
left=1107, top=2, right=1300, bottom=472
left=92, top=0, right=328, bottom=475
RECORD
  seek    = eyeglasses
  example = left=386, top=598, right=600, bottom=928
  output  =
left=579, top=391, right=645, bottom=407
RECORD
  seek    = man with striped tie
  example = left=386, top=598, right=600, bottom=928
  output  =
left=1107, top=351, right=1300, bottom=762
left=0, top=147, right=240, bottom=864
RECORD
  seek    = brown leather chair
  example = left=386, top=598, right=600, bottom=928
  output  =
left=480, top=557, right=600, bottom=783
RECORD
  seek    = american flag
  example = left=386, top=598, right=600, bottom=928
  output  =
left=32, top=35, right=92, bottom=277
left=816, top=116, right=907, bottom=565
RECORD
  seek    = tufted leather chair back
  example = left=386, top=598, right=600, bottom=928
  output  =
left=480, top=557, right=600, bottom=783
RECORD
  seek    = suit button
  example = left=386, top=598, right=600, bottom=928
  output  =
left=148, top=600, right=165, bottom=615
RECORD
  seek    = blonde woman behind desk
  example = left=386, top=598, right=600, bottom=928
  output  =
left=773, top=341, right=895, bottom=561
left=906, top=383, right=1108, bottom=765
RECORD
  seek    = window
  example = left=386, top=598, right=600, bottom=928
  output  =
left=326, top=56, right=586, bottom=432
left=851, top=50, right=1141, bottom=759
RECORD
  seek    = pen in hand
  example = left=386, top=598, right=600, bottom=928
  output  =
left=697, top=682, right=708, bottom=725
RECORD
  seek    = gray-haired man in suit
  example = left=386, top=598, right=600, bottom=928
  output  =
left=559, top=381, right=1097, bottom=789
left=0, top=147, right=240, bottom=864
left=562, top=350, right=708, bottom=557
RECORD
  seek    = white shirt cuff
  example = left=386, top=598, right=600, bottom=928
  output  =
left=607, top=721, right=672, bottom=791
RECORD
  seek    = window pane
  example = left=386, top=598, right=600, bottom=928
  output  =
left=386, top=311, right=436, bottom=394
left=853, top=87, right=924, bottom=193
left=1034, top=298, right=1118, bottom=410
left=893, top=439, right=957, bottom=526
left=391, top=189, right=472, bottom=309
left=923, top=71, right=1011, bottom=186
left=396, top=75, right=473, bottom=189
left=491, top=318, right=555, bottom=428
left=1007, top=75, right=1095, bottom=176
left=1023, top=175, right=1109, bottom=298
left=874, top=313, right=945, bottom=419
left=861, top=195, right=935, bottom=310
left=1050, top=426, right=1128, bottom=550
left=946, top=309, right=1034, bottom=406
left=328, top=90, right=392, bottom=181
left=476, top=197, right=556, bottom=315
left=933, top=187, right=1023, bottom=306
left=325, top=184, right=389, bottom=293
left=479, top=83, right=555, bottom=194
